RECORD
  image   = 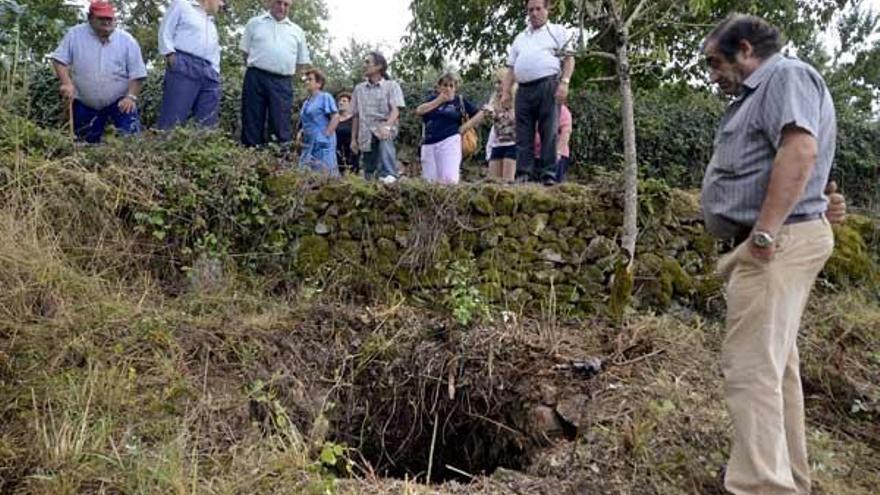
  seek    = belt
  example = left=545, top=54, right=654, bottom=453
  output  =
left=247, top=66, right=293, bottom=79
left=175, top=50, right=211, bottom=64
left=518, top=75, right=558, bottom=87
left=784, top=212, right=824, bottom=225
left=718, top=212, right=826, bottom=253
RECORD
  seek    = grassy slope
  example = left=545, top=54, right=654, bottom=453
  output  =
left=1, top=177, right=878, bottom=495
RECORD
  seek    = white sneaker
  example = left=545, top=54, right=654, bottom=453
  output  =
left=379, top=175, right=397, bottom=184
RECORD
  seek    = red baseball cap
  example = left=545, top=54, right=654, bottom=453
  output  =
left=89, top=1, right=116, bottom=18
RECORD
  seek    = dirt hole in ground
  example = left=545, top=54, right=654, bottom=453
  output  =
left=240, top=307, right=594, bottom=484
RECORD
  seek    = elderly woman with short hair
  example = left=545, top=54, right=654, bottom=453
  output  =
left=415, top=73, right=479, bottom=184
left=299, top=68, right=340, bottom=175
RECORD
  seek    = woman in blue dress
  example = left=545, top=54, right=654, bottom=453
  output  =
left=299, top=68, right=340, bottom=175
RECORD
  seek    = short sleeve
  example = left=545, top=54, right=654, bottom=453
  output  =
left=239, top=19, right=253, bottom=53
left=51, top=29, right=75, bottom=65
left=350, top=86, right=360, bottom=116
left=321, top=92, right=338, bottom=115
left=463, top=97, right=479, bottom=118
left=554, top=25, right=577, bottom=56
left=390, top=82, right=405, bottom=108
left=297, top=31, right=311, bottom=65
left=761, top=65, right=823, bottom=148
left=506, top=38, right=518, bottom=66
left=127, top=36, right=148, bottom=79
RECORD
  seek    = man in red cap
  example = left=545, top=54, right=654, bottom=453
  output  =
left=51, top=1, right=147, bottom=143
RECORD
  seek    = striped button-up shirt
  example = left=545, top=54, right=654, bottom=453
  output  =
left=158, top=0, right=221, bottom=74
left=701, top=54, right=836, bottom=239
left=240, top=13, right=310, bottom=76
left=351, top=78, right=406, bottom=152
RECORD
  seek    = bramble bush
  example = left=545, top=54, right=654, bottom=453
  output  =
left=20, top=66, right=880, bottom=207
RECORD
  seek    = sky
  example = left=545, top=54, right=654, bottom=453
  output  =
left=324, top=0, right=412, bottom=55
left=68, top=0, right=880, bottom=57
left=322, top=0, right=880, bottom=56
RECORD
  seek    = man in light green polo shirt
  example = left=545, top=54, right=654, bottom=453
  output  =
left=240, top=0, right=311, bottom=148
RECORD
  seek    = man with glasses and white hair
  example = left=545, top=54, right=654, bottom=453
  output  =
left=240, top=0, right=311, bottom=148
left=51, top=1, right=147, bottom=143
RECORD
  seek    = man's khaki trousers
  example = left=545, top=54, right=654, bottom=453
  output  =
left=717, top=219, right=834, bottom=495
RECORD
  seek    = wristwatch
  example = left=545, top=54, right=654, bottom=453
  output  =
left=126, top=94, right=138, bottom=102
left=751, top=230, right=775, bottom=248
left=560, top=77, right=571, bottom=85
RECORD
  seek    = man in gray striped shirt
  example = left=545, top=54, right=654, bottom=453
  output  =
left=701, top=15, right=836, bottom=495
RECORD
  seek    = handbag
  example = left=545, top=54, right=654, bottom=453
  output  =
left=458, top=96, right=479, bottom=158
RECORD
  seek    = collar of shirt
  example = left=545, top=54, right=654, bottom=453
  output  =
left=260, top=12, right=293, bottom=25
left=366, top=78, right=386, bottom=88
left=526, top=22, right=549, bottom=35
left=742, top=53, right=783, bottom=91
left=188, top=0, right=214, bottom=20
left=88, top=25, right=115, bottom=43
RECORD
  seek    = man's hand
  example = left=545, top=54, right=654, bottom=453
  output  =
left=59, top=82, right=75, bottom=100
left=118, top=96, right=137, bottom=114
left=375, top=125, right=392, bottom=141
left=825, top=180, right=847, bottom=225
left=555, top=82, right=569, bottom=105
left=165, top=53, right=176, bottom=67
left=350, top=140, right=359, bottom=154
left=747, top=242, right=775, bottom=262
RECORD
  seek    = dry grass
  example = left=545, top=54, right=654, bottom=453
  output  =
left=1, top=110, right=878, bottom=493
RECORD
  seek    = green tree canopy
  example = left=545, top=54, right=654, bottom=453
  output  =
left=399, top=0, right=856, bottom=84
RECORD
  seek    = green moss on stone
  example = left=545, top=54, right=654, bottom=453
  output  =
left=470, top=192, right=494, bottom=216
left=530, top=214, right=549, bottom=236
left=824, top=224, right=879, bottom=286
left=295, top=235, right=331, bottom=274
left=609, top=262, right=634, bottom=323
left=550, top=209, right=572, bottom=229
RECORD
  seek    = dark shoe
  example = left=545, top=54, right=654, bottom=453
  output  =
left=542, top=176, right=557, bottom=186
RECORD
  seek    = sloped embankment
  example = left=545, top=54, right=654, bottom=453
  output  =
left=1, top=126, right=878, bottom=494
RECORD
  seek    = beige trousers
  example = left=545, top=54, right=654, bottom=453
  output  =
left=716, top=219, right=834, bottom=495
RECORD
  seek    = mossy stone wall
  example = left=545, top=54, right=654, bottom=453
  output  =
left=259, top=175, right=723, bottom=316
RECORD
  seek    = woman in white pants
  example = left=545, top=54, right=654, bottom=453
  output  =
left=415, top=73, right=479, bottom=184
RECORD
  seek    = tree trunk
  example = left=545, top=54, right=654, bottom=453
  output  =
left=616, top=23, right=638, bottom=267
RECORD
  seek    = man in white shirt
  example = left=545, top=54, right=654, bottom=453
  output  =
left=501, top=0, right=575, bottom=185
left=51, top=1, right=147, bottom=143
left=157, top=0, right=225, bottom=129
left=239, top=0, right=311, bottom=147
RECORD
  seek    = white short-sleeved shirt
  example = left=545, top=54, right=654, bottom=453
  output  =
left=507, top=22, right=574, bottom=84
left=51, top=24, right=147, bottom=110
left=240, top=13, right=311, bottom=76
left=158, top=0, right=221, bottom=74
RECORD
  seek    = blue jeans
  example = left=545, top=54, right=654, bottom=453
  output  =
left=72, top=98, right=140, bottom=144
left=157, top=51, right=221, bottom=130
left=361, top=136, right=398, bottom=179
